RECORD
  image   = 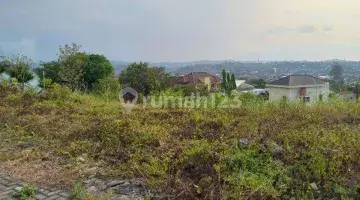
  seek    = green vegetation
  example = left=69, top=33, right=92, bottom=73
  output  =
left=221, top=69, right=236, bottom=95
left=247, top=78, right=267, bottom=89
left=1, top=81, right=360, bottom=199
left=15, top=184, right=37, bottom=200
left=1, top=46, right=360, bottom=199
left=118, top=62, right=170, bottom=96
left=329, top=64, right=345, bottom=92
left=2, top=54, right=35, bottom=91
left=69, top=180, right=86, bottom=200
left=33, top=43, right=115, bottom=92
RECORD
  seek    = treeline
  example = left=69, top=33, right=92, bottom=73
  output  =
left=0, top=43, right=269, bottom=100
left=0, top=43, right=174, bottom=99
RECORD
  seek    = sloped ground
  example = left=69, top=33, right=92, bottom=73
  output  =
left=1, top=85, right=360, bottom=199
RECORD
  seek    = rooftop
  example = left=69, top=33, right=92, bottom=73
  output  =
left=268, top=75, right=326, bottom=86
left=171, top=72, right=222, bottom=85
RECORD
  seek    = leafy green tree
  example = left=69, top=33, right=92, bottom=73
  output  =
left=119, top=62, right=170, bottom=96
left=58, top=43, right=82, bottom=62
left=84, top=54, right=114, bottom=89
left=231, top=74, right=236, bottom=90
left=0, top=57, right=11, bottom=74
left=36, top=46, right=114, bottom=91
left=148, top=66, right=171, bottom=94
left=56, top=43, right=88, bottom=91
left=222, top=69, right=227, bottom=90
left=226, top=73, right=231, bottom=87
left=6, top=54, right=35, bottom=91
left=34, top=61, right=62, bottom=87
left=353, top=81, right=360, bottom=100
left=329, top=64, right=344, bottom=91
left=247, top=78, right=267, bottom=89
left=119, top=62, right=150, bottom=95
left=59, top=52, right=88, bottom=91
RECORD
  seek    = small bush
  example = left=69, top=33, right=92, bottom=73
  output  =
left=15, top=184, right=37, bottom=200
left=69, top=180, right=86, bottom=200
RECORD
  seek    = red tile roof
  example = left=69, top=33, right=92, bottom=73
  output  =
left=171, top=72, right=222, bottom=85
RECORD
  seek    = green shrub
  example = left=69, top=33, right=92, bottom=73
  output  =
left=69, top=180, right=86, bottom=200
left=15, top=184, right=37, bottom=200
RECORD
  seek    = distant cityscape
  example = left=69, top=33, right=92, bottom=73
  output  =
left=112, top=60, right=360, bottom=84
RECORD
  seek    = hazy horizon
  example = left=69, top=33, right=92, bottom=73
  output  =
left=1, top=0, right=360, bottom=62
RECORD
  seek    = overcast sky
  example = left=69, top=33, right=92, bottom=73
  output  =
left=1, top=0, right=360, bottom=62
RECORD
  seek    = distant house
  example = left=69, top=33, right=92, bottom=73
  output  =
left=337, top=91, right=356, bottom=101
left=235, top=80, right=246, bottom=88
left=171, top=72, right=222, bottom=91
left=268, top=75, right=330, bottom=103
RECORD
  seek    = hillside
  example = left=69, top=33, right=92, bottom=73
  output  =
left=1, top=84, right=360, bottom=199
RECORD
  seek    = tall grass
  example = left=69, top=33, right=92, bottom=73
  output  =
left=1, top=84, right=360, bottom=199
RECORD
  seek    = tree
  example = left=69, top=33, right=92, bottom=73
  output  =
left=118, top=62, right=170, bottom=96
left=58, top=43, right=82, bottom=62
left=329, top=64, right=345, bottom=91
left=222, top=69, right=227, bottom=90
left=34, top=61, right=62, bottom=87
left=247, top=78, right=266, bottom=89
left=226, top=73, right=231, bottom=88
left=353, top=81, right=360, bottom=100
left=84, top=54, right=114, bottom=89
left=55, top=43, right=88, bottom=91
left=0, top=57, right=11, bottom=74
left=6, top=54, right=35, bottom=91
left=231, top=74, right=236, bottom=90
left=148, top=66, right=171, bottom=94
left=59, top=52, right=88, bottom=91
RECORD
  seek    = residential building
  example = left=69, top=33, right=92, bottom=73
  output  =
left=235, top=80, right=246, bottom=88
left=337, top=91, right=356, bottom=101
left=171, top=72, right=222, bottom=91
left=267, top=75, right=329, bottom=103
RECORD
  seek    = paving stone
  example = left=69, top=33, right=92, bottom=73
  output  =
left=107, top=180, right=126, bottom=187
left=47, top=190, right=62, bottom=196
left=13, top=186, right=23, bottom=192
left=55, top=197, right=67, bottom=200
left=0, top=190, right=11, bottom=197
left=38, top=188, right=51, bottom=195
left=0, top=179, right=9, bottom=186
left=0, top=184, right=7, bottom=192
left=0, top=172, right=151, bottom=200
left=7, top=181, right=23, bottom=186
left=58, top=192, right=69, bottom=197
left=46, top=194, right=61, bottom=200
left=4, top=185, right=20, bottom=191
left=35, top=193, right=47, bottom=200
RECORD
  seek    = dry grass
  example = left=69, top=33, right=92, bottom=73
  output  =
left=0, top=158, right=81, bottom=187
left=1, top=84, right=360, bottom=199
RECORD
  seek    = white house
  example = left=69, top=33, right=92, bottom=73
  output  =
left=268, top=75, right=329, bottom=103
left=235, top=80, right=246, bottom=87
left=337, top=91, right=356, bottom=101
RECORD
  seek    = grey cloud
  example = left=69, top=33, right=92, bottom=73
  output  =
left=0, top=39, right=37, bottom=59
left=267, top=25, right=316, bottom=35
left=323, top=25, right=333, bottom=32
left=297, top=25, right=316, bottom=34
